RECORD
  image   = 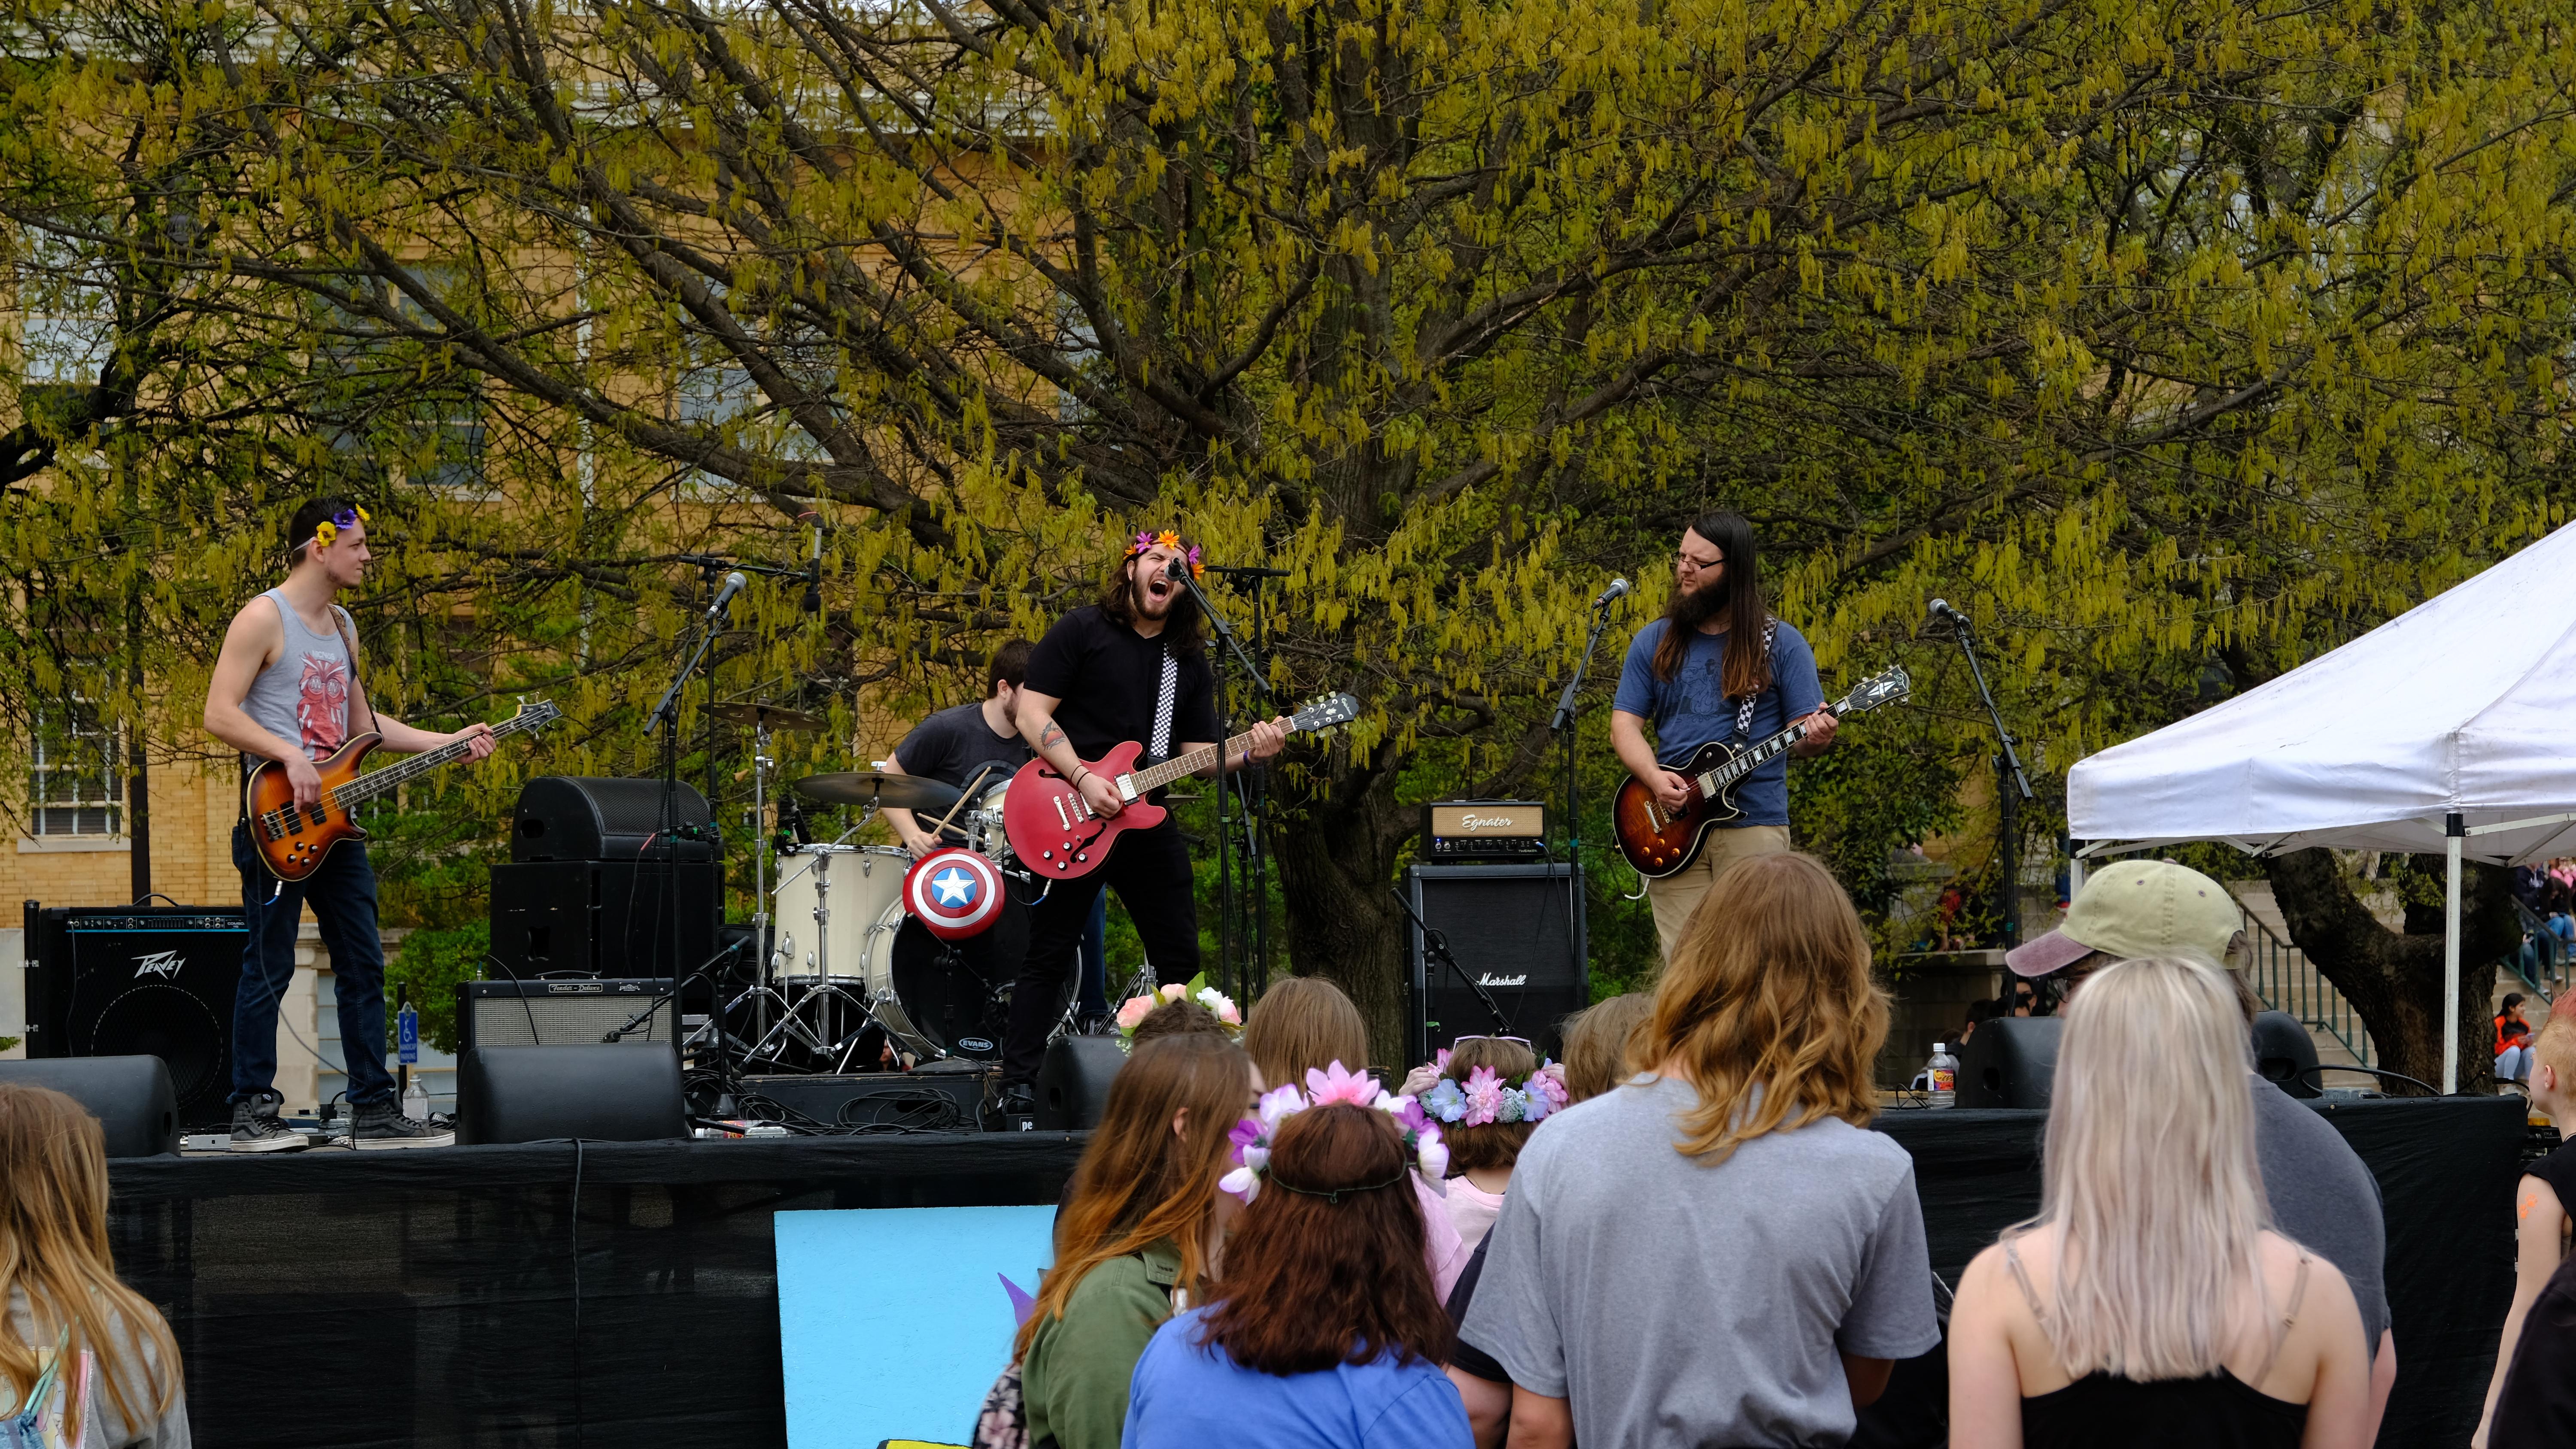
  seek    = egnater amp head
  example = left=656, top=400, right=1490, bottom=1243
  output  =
left=1422, top=800, right=1549, bottom=860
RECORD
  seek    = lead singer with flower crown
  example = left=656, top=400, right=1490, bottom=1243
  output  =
left=996, top=531, right=1291, bottom=1117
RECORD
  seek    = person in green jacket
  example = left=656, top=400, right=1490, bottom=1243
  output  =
left=1018, top=1032, right=1258, bottom=1449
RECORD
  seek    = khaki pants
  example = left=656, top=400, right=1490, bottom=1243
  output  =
left=1646, top=823, right=1795, bottom=964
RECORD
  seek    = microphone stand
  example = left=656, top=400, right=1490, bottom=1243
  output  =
left=1173, top=563, right=1276, bottom=1003
left=1547, top=594, right=1620, bottom=981
left=1390, top=883, right=1513, bottom=1039
left=649, top=570, right=729, bottom=984
left=1941, top=607, right=2033, bottom=948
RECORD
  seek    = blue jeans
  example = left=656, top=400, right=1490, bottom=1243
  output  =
left=231, top=821, right=396, bottom=1106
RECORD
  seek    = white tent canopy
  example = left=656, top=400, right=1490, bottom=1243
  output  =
left=2068, top=518, right=2576, bottom=1090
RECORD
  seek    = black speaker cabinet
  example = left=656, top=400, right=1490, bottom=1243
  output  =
left=512, top=776, right=714, bottom=862
left=22, top=904, right=246, bottom=1128
left=487, top=860, right=721, bottom=981
left=1958, top=1016, right=2064, bottom=1109
left=0, top=1056, right=180, bottom=1157
left=457, top=1043, right=686, bottom=1144
left=1035, top=1035, right=1128, bottom=1130
left=1404, top=863, right=1589, bottom=1065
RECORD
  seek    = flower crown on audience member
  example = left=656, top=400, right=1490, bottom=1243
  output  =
left=1220, top=1061, right=1448, bottom=1203
left=1417, top=1049, right=1571, bottom=1128
left=1110, top=970, right=1241, bottom=1052
left=1127, top=529, right=1205, bottom=579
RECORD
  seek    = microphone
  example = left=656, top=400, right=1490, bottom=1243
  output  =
left=706, top=570, right=748, bottom=622
left=1592, top=576, right=1631, bottom=609
left=802, top=558, right=822, bottom=615
left=1166, top=557, right=1191, bottom=583
left=1929, top=597, right=1967, bottom=624
left=674, top=552, right=732, bottom=568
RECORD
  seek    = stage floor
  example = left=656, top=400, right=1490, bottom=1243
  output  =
left=103, top=1097, right=2522, bottom=1448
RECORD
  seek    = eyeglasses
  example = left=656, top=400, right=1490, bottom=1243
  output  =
left=1676, top=550, right=1724, bottom=573
left=1451, top=1034, right=1532, bottom=1048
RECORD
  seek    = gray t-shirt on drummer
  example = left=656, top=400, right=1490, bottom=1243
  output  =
left=1461, top=1074, right=1939, bottom=1448
left=892, top=700, right=1028, bottom=793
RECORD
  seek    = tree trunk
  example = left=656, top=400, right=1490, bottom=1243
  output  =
left=1272, top=764, right=1416, bottom=1066
left=2262, top=848, right=2519, bottom=1094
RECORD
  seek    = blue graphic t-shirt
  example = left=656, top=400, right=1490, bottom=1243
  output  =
left=1610, top=617, right=1822, bottom=827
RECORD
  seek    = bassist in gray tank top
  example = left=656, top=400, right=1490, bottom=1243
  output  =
left=202, top=497, right=498, bottom=1152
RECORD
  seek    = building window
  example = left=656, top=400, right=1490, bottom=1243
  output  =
left=30, top=703, right=122, bottom=838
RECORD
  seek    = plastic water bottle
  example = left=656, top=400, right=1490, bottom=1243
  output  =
left=1926, top=1043, right=1959, bottom=1109
left=401, top=1076, right=431, bottom=1124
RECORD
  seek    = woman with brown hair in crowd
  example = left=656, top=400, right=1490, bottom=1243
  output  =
left=1122, top=1102, right=1472, bottom=1447
left=1012, top=1033, right=1258, bottom=1449
left=1, top=1085, right=189, bottom=1446
left=1241, top=975, right=1470, bottom=1298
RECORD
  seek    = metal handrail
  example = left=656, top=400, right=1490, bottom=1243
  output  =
left=2512, top=898, right=2570, bottom=1003
left=2239, top=904, right=2373, bottom=1070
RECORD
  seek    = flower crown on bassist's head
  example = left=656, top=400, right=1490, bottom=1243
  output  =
left=1127, top=529, right=1204, bottom=579
left=309, top=503, right=371, bottom=552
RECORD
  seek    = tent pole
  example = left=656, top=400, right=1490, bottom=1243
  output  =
left=2444, top=812, right=2464, bottom=1096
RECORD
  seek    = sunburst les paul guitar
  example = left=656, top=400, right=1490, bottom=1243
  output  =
left=1612, top=667, right=1911, bottom=879
left=1005, top=692, right=1360, bottom=880
left=244, top=699, right=562, bottom=882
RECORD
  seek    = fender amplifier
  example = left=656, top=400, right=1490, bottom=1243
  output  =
left=458, top=977, right=678, bottom=1051
left=1422, top=800, right=1548, bottom=861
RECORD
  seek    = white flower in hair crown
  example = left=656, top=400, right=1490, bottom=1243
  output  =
left=1220, top=1061, right=1449, bottom=1203
left=1112, top=971, right=1242, bottom=1053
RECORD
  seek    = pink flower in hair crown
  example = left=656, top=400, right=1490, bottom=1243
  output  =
left=1305, top=1060, right=1381, bottom=1108
left=1462, top=1066, right=1508, bottom=1126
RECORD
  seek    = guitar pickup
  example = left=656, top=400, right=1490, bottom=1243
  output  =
left=1054, top=795, right=1070, bottom=831
left=1117, top=776, right=1137, bottom=803
left=308, top=804, right=329, bottom=826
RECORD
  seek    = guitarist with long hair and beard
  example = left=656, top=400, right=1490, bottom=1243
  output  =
left=1610, top=510, right=1838, bottom=963
left=203, top=497, right=497, bottom=1152
left=996, top=531, right=1289, bottom=1115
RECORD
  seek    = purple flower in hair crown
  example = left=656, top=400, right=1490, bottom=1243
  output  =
left=1127, top=528, right=1205, bottom=578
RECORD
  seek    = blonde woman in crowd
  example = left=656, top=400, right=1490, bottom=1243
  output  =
left=1, top=1085, right=190, bottom=1447
left=1949, top=957, right=2369, bottom=1449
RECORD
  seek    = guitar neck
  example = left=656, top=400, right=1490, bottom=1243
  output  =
left=1695, top=688, right=1857, bottom=795
left=332, top=713, right=540, bottom=806
left=1124, top=725, right=1271, bottom=796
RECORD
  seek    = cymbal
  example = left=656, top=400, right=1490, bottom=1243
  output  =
left=713, top=701, right=829, bottom=732
left=792, top=771, right=963, bottom=813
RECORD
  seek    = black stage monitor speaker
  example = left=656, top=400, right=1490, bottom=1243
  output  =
left=23, top=904, right=246, bottom=1129
left=457, top=1044, right=686, bottom=1144
left=487, top=861, right=720, bottom=981
left=0, top=1056, right=180, bottom=1157
left=741, top=1071, right=989, bottom=1131
left=1959, top=1016, right=2064, bottom=1109
left=512, top=776, right=714, bottom=862
left=1404, top=863, right=1589, bottom=1065
left=457, top=978, right=679, bottom=1052
left=2252, top=1011, right=2323, bottom=1098
left=1036, top=1035, right=1129, bottom=1131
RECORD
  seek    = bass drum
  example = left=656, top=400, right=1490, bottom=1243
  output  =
left=860, top=891, right=1026, bottom=1062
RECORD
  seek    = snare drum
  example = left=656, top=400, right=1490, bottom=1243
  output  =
left=966, top=779, right=1014, bottom=862
left=770, top=844, right=909, bottom=984
left=860, top=891, right=1027, bottom=1061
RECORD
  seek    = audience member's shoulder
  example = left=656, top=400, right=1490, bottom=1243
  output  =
left=2248, top=1077, right=2360, bottom=1155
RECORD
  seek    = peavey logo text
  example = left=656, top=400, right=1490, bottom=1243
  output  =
left=1475, top=973, right=1528, bottom=988
left=131, top=950, right=185, bottom=981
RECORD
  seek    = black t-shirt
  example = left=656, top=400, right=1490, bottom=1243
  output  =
left=1023, top=606, right=1220, bottom=764
left=891, top=700, right=1029, bottom=794
left=2494, top=1249, right=2576, bottom=1447
left=2529, top=1138, right=2576, bottom=1218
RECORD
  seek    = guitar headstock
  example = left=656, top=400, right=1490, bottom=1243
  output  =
left=510, top=698, right=564, bottom=731
left=1290, top=692, right=1362, bottom=734
left=1835, top=667, right=1911, bottom=716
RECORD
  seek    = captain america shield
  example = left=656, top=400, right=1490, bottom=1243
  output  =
left=905, top=847, right=1005, bottom=939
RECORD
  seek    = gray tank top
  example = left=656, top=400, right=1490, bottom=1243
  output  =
left=240, top=589, right=359, bottom=762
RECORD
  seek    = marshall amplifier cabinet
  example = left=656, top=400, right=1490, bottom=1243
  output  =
left=1422, top=800, right=1549, bottom=861
left=23, top=903, right=249, bottom=1129
left=1403, top=863, right=1587, bottom=1064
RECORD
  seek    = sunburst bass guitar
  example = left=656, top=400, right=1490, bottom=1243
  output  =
left=244, top=699, right=561, bottom=882
left=1612, top=667, right=1910, bottom=878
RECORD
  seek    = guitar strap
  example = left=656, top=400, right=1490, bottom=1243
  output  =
left=328, top=605, right=383, bottom=739
left=1148, top=642, right=1179, bottom=761
left=1731, top=616, right=1779, bottom=740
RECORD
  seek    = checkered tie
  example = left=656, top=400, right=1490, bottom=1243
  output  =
left=1148, top=643, right=1179, bottom=761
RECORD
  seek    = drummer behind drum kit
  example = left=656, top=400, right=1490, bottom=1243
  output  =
left=723, top=701, right=1032, bottom=1076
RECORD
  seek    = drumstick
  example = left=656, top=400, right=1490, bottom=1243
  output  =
left=924, top=763, right=999, bottom=839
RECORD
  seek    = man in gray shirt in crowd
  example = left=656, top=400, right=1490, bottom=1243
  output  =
left=2009, top=860, right=2397, bottom=1437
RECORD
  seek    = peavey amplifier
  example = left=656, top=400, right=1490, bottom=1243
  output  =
left=23, top=903, right=249, bottom=1129
left=1422, top=800, right=1549, bottom=861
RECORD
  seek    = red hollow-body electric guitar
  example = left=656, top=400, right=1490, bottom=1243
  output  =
left=244, top=699, right=560, bottom=881
left=1611, top=667, right=1910, bottom=878
left=1004, top=692, right=1360, bottom=879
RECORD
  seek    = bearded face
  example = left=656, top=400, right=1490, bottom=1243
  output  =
left=1129, top=544, right=1188, bottom=619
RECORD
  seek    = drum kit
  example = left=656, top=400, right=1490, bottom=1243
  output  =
left=712, top=702, right=1030, bottom=1075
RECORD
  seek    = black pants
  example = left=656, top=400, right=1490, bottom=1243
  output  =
left=1001, top=818, right=1200, bottom=1085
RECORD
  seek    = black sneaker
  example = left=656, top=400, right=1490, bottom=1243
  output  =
left=228, top=1093, right=309, bottom=1153
left=350, top=1101, right=456, bottom=1150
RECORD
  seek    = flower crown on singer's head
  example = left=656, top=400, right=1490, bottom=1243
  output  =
left=1221, top=1061, right=1448, bottom=1203
left=1127, top=529, right=1205, bottom=579
left=1417, top=1048, right=1571, bottom=1128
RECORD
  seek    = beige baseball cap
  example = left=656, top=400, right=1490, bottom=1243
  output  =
left=2008, top=859, right=2243, bottom=977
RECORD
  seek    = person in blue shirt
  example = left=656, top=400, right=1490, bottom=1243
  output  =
left=1610, top=509, right=1838, bottom=962
left=1121, top=1103, right=1472, bottom=1449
